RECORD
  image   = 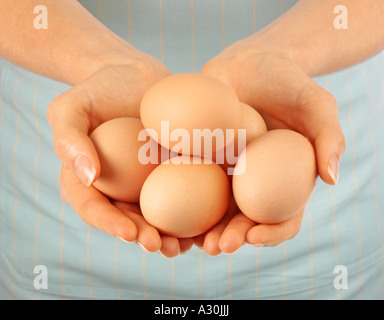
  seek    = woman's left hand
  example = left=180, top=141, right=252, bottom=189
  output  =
left=197, top=35, right=345, bottom=254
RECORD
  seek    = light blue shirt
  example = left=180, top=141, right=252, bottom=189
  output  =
left=1, top=0, right=383, bottom=299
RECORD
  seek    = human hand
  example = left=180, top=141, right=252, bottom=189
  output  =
left=194, top=195, right=304, bottom=255
left=199, top=37, right=345, bottom=253
left=197, top=211, right=304, bottom=255
left=48, top=50, right=192, bottom=256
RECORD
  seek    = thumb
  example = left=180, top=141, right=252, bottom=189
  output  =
left=47, top=88, right=100, bottom=187
left=299, top=83, right=346, bottom=185
left=314, top=126, right=345, bottom=185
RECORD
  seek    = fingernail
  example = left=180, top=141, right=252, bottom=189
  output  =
left=328, top=154, right=339, bottom=185
left=74, top=154, right=96, bottom=187
left=136, top=241, right=150, bottom=253
left=115, top=235, right=133, bottom=243
left=157, top=250, right=167, bottom=258
left=252, top=243, right=266, bottom=248
left=223, top=249, right=239, bottom=255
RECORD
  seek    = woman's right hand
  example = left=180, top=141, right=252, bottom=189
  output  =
left=47, top=50, right=194, bottom=256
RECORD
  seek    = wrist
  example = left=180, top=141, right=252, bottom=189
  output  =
left=69, top=43, right=139, bottom=85
left=243, top=33, right=317, bottom=76
left=70, top=41, right=169, bottom=87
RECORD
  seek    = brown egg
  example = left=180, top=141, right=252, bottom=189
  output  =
left=90, top=117, right=162, bottom=203
left=232, top=129, right=317, bottom=224
left=140, top=155, right=230, bottom=238
left=214, top=102, right=267, bottom=176
left=140, top=73, right=242, bottom=157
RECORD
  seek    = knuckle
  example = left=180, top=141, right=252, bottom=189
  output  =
left=298, top=81, right=338, bottom=114
left=46, top=95, right=66, bottom=125
left=321, top=89, right=338, bottom=107
left=334, top=129, right=346, bottom=152
left=320, top=91, right=339, bottom=117
left=52, top=132, right=70, bottom=158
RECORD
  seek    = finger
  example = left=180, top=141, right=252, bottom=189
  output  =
left=246, top=210, right=304, bottom=247
left=294, top=82, right=346, bottom=185
left=193, top=234, right=205, bottom=249
left=159, top=236, right=180, bottom=258
left=113, top=202, right=162, bottom=252
left=200, top=194, right=239, bottom=256
left=179, top=238, right=194, bottom=254
left=202, top=213, right=233, bottom=256
left=61, top=165, right=137, bottom=242
left=47, top=89, right=100, bottom=187
left=219, top=213, right=257, bottom=254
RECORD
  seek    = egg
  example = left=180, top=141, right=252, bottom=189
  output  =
left=140, top=155, right=230, bottom=238
left=140, top=73, right=242, bottom=157
left=90, top=117, right=162, bottom=203
left=232, top=129, right=317, bottom=224
left=214, top=102, right=267, bottom=176
left=238, top=102, right=268, bottom=146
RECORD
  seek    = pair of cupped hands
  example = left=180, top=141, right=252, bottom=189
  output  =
left=47, top=37, right=345, bottom=258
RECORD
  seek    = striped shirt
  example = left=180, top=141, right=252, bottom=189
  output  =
left=0, top=0, right=383, bottom=299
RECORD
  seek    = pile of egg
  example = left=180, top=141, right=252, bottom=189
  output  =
left=90, top=73, right=317, bottom=238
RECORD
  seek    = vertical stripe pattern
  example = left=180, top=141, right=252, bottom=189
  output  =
left=10, top=66, right=20, bottom=299
left=0, top=0, right=383, bottom=300
left=346, top=70, right=364, bottom=299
